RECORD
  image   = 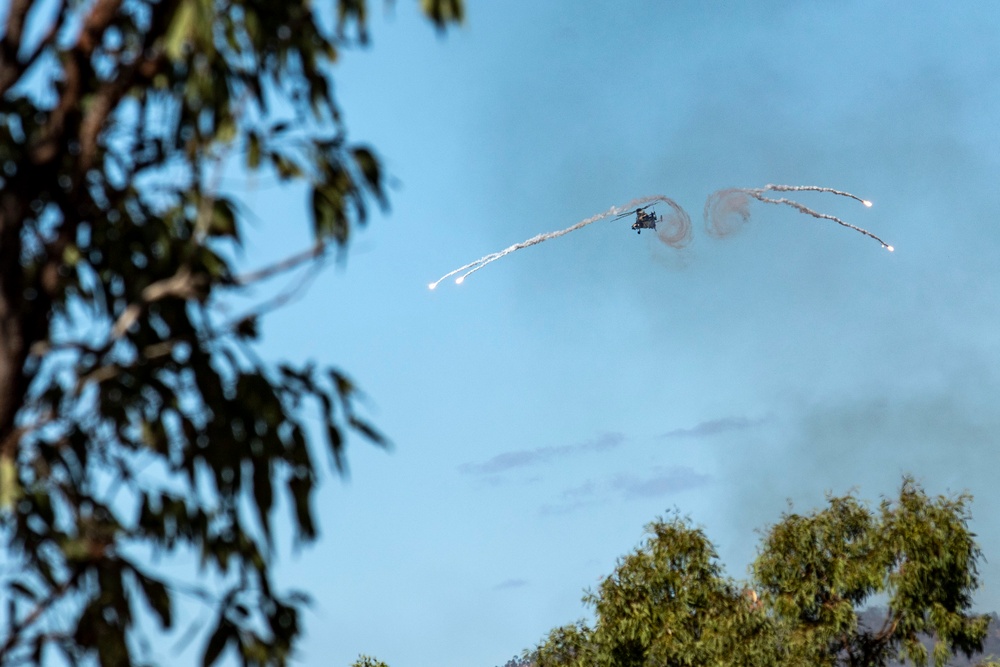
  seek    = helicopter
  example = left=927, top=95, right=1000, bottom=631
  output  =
left=614, top=204, right=659, bottom=234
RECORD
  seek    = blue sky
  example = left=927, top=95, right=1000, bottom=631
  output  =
left=221, top=3, right=1000, bottom=665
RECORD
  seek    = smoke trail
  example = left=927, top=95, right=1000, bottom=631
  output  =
left=656, top=198, right=693, bottom=248
left=704, top=189, right=752, bottom=238
left=717, top=184, right=892, bottom=251
left=428, top=195, right=686, bottom=289
left=430, top=185, right=891, bottom=289
left=761, top=184, right=873, bottom=208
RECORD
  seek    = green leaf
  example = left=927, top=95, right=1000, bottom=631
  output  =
left=351, top=655, right=390, bottom=667
left=352, top=146, right=385, bottom=205
left=247, top=132, right=261, bottom=169
left=62, top=244, right=82, bottom=266
left=135, top=570, right=173, bottom=629
left=0, top=454, right=20, bottom=510
left=311, top=185, right=348, bottom=243
left=234, top=315, right=258, bottom=340
left=273, top=153, right=302, bottom=180
left=61, top=536, right=93, bottom=563
left=329, top=369, right=354, bottom=397
left=73, top=598, right=100, bottom=648
left=311, top=185, right=333, bottom=239
left=253, top=458, right=274, bottom=544
left=326, top=421, right=344, bottom=473
left=215, top=116, right=237, bottom=145
left=202, top=617, right=234, bottom=667
left=421, top=0, right=464, bottom=28
left=208, top=198, right=238, bottom=239
left=349, top=417, right=387, bottom=448
left=164, top=0, right=195, bottom=60
left=288, top=474, right=316, bottom=541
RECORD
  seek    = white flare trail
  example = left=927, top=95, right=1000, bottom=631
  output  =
left=739, top=184, right=891, bottom=250
left=428, top=195, right=673, bottom=289
left=759, top=184, right=872, bottom=207
left=429, top=184, right=892, bottom=289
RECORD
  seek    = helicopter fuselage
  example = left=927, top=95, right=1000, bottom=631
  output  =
left=631, top=210, right=658, bottom=233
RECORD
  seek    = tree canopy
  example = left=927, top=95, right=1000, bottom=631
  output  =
left=532, top=479, right=991, bottom=667
left=0, top=0, right=461, bottom=665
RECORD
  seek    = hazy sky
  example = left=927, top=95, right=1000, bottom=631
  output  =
left=219, top=3, right=1000, bottom=666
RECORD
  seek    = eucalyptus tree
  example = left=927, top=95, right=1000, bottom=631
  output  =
left=0, top=0, right=461, bottom=664
left=533, top=480, right=991, bottom=667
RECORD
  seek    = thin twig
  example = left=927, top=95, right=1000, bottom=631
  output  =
left=227, top=249, right=330, bottom=327
left=0, top=571, right=80, bottom=663
left=111, top=266, right=206, bottom=339
left=230, top=241, right=327, bottom=286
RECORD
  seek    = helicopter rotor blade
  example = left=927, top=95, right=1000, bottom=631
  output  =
left=613, top=204, right=655, bottom=221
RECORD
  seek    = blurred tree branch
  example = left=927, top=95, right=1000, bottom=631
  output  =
left=0, top=1, right=462, bottom=665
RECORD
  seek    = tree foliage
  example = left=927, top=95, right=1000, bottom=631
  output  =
left=0, top=0, right=461, bottom=665
left=532, top=480, right=990, bottom=667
